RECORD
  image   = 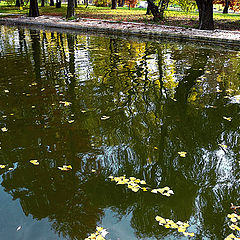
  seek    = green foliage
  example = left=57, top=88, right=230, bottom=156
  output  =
left=94, top=0, right=111, bottom=7
left=171, top=0, right=197, bottom=13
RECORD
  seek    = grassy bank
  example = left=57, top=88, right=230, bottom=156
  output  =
left=0, top=3, right=240, bottom=30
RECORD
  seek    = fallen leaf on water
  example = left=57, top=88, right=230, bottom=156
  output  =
left=4, top=90, right=9, bottom=93
left=68, top=120, right=74, bottom=124
left=58, top=165, right=72, bottom=171
left=218, top=144, right=228, bottom=148
left=101, top=116, right=110, bottom=120
left=59, top=101, right=71, bottom=106
left=0, top=165, right=6, bottom=169
left=16, top=226, right=21, bottom=231
left=154, top=147, right=158, bottom=150
left=178, top=151, right=187, bottom=157
left=91, top=169, right=96, bottom=173
left=223, top=116, right=232, bottom=121
left=1, top=127, right=8, bottom=132
left=30, top=160, right=39, bottom=165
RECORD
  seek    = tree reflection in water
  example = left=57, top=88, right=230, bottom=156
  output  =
left=0, top=25, right=240, bottom=239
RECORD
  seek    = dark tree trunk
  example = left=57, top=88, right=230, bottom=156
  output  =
left=41, top=0, right=44, bottom=7
left=147, top=0, right=161, bottom=21
left=195, top=0, right=214, bottom=30
left=21, top=0, right=24, bottom=4
left=66, top=0, right=75, bottom=18
left=29, top=0, right=39, bottom=17
left=50, top=0, right=54, bottom=6
left=16, top=0, right=21, bottom=7
left=84, top=0, right=88, bottom=7
left=146, top=5, right=151, bottom=15
left=56, top=0, right=61, bottom=8
left=111, top=0, right=117, bottom=9
left=118, top=0, right=123, bottom=7
left=223, top=0, right=229, bottom=13
left=159, top=0, right=169, bottom=20
left=75, top=0, right=77, bottom=8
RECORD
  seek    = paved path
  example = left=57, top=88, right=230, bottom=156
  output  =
left=0, top=15, right=240, bottom=46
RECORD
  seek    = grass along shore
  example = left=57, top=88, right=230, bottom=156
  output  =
left=0, top=4, right=240, bottom=30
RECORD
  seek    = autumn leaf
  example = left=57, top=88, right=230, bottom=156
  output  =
left=30, top=160, right=39, bottom=165
left=1, top=127, right=8, bottom=132
left=178, top=151, right=187, bottom=157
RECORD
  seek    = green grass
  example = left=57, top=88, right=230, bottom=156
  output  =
left=0, top=3, right=240, bottom=29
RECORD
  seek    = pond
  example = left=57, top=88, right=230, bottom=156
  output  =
left=0, top=24, right=240, bottom=240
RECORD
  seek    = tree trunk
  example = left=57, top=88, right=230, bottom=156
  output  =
left=66, top=0, right=75, bottom=18
left=29, top=0, right=39, bottom=17
left=41, top=0, right=44, bottom=7
left=111, top=0, right=117, bottom=9
left=75, top=0, right=77, bottom=8
left=146, top=5, right=151, bottom=15
left=50, top=0, right=54, bottom=6
left=223, top=0, right=229, bottom=13
left=56, top=0, right=61, bottom=8
left=159, top=0, right=169, bottom=20
left=16, top=0, right=21, bottom=7
left=195, top=0, right=214, bottom=30
left=147, top=0, right=161, bottom=21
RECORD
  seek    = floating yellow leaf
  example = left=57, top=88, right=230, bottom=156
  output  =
left=178, top=151, right=187, bottom=157
left=154, top=147, right=158, bottom=150
left=142, top=187, right=148, bottom=191
left=140, top=180, right=146, bottom=184
left=30, top=160, right=39, bottom=165
left=0, top=165, right=6, bottom=169
left=96, top=235, right=105, bottom=240
left=92, top=169, right=96, bottom=173
left=223, top=116, right=232, bottom=121
left=178, top=227, right=186, bottom=232
left=183, top=232, right=195, bottom=237
left=101, top=116, right=110, bottom=120
left=1, top=127, right=8, bottom=132
left=59, top=101, right=71, bottom=106
left=96, top=227, right=103, bottom=232
left=58, top=165, right=72, bottom=171
left=68, top=120, right=74, bottom=124
left=218, top=144, right=227, bottom=148
left=4, top=90, right=9, bottom=93
left=151, top=189, right=158, bottom=194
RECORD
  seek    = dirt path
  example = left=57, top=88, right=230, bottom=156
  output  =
left=0, top=15, right=240, bottom=46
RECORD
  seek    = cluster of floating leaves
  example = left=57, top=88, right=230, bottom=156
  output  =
left=85, top=226, right=108, bottom=240
left=108, top=176, right=174, bottom=196
left=155, top=216, right=194, bottom=237
left=225, top=213, right=240, bottom=240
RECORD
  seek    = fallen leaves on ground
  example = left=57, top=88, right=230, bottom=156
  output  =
left=58, top=165, right=72, bottom=171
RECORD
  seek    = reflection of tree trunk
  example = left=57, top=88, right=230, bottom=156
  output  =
left=30, top=30, right=41, bottom=82
left=195, top=0, right=214, bottom=30
left=223, top=0, right=229, bottom=13
left=146, top=5, right=151, bottom=15
left=84, top=0, right=88, bottom=7
left=41, top=0, right=44, bottom=7
left=175, top=51, right=207, bottom=106
left=18, top=28, right=27, bottom=53
left=75, top=0, right=77, bottom=8
left=50, top=0, right=54, bottom=6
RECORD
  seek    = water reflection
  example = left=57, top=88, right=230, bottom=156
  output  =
left=0, top=25, right=240, bottom=239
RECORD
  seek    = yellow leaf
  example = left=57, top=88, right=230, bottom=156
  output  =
left=68, top=120, right=74, bottom=124
left=164, top=224, right=170, bottom=228
left=178, top=227, right=186, bottom=232
left=140, top=180, right=146, bottom=184
left=151, top=189, right=158, bottom=194
left=218, top=144, right=227, bottom=148
left=30, top=160, right=39, bottom=165
left=0, top=165, right=6, bottom=169
left=154, top=147, right=158, bottom=150
left=178, top=151, right=187, bottom=157
left=96, top=227, right=103, bottom=232
left=131, top=187, right=140, bottom=192
left=92, top=169, right=96, bottom=173
left=1, top=127, right=8, bottom=132
left=223, top=116, right=232, bottom=121
left=230, top=217, right=238, bottom=223
left=100, top=116, right=110, bottom=120
left=142, top=187, right=148, bottom=191
left=96, top=235, right=105, bottom=240
left=183, top=232, right=194, bottom=237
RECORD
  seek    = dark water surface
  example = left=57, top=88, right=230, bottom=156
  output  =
left=0, top=25, right=240, bottom=240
